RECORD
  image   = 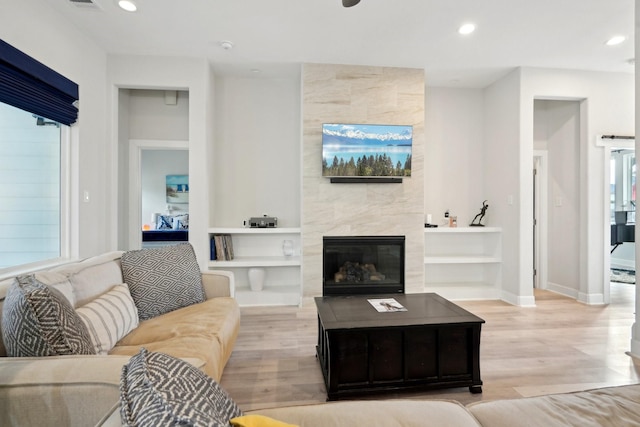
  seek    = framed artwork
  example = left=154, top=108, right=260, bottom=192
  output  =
left=166, top=174, right=189, bottom=204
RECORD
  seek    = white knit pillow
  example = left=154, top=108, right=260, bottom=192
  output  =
left=76, top=284, right=139, bottom=354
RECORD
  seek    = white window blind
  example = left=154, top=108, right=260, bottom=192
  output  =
left=0, top=102, right=61, bottom=268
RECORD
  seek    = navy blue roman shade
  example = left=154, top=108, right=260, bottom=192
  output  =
left=0, top=39, right=78, bottom=126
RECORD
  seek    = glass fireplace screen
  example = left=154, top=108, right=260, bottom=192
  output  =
left=322, top=235, right=405, bottom=296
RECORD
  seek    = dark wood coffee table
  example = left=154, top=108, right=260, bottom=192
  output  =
left=315, top=292, right=484, bottom=400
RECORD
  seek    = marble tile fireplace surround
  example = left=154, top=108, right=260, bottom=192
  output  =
left=301, top=63, right=426, bottom=298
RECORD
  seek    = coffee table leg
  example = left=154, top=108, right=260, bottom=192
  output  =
left=469, top=385, right=483, bottom=394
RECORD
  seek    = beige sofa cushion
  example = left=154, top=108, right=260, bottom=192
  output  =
left=61, top=253, right=125, bottom=307
left=249, top=400, right=482, bottom=427
left=109, top=296, right=240, bottom=381
left=467, top=384, right=640, bottom=427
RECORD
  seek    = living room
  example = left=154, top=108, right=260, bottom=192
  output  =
left=2, top=0, right=640, bottom=424
left=2, top=0, right=634, bottom=304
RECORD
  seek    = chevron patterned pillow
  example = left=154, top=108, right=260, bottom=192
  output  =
left=1, top=274, right=95, bottom=357
left=120, top=348, right=242, bottom=426
left=121, top=243, right=206, bottom=321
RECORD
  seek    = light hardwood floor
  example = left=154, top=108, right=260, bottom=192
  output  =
left=220, top=283, right=640, bottom=411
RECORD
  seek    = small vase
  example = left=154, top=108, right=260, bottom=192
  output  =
left=248, top=268, right=266, bottom=292
left=282, top=240, right=294, bottom=257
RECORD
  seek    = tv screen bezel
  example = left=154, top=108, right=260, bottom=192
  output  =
left=321, top=123, right=413, bottom=179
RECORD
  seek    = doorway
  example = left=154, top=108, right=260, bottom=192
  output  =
left=128, top=140, right=189, bottom=249
left=117, top=88, right=190, bottom=251
left=533, top=99, right=581, bottom=298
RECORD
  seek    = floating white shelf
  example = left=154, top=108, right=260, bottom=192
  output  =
left=234, top=284, right=301, bottom=307
left=208, top=256, right=301, bottom=268
left=208, top=227, right=301, bottom=234
left=424, top=226, right=502, bottom=233
left=424, top=255, right=502, bottom=264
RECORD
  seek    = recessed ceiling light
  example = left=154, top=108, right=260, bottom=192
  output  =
left=118, top=0, right=137, bottom=12
left=458, top=23, right=476, bottom=35
left=606, top=35, right=626, bottom=46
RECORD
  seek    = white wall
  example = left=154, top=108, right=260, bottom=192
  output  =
left=128, top=90, right=189, bottom=141
left=212, top=76, right=301, bottom=228
left=1, top=0, right=110, bottom=259
left=425, top=87, right=485, bottom=226
left=483, top=69, right=529, bottom=305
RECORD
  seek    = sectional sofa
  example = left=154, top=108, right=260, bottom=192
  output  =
left=0, top=245, right=240, bottom=427
left=244, top=383, right=640, bottom=426
left=98, top=380, right=640, bottom=426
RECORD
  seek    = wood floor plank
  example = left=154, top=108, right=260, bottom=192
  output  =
left=220, top=283, right=640, bottom=411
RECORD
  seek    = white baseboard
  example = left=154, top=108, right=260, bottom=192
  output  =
left=546, top=281, right=579, bottom=299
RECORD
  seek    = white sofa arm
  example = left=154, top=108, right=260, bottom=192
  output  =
left=201, top=270, right=235, bottom=298
left=0, top=355, right=131, bottom=427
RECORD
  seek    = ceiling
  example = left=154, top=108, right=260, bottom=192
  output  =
left=47, top=0, right=635, bottom=88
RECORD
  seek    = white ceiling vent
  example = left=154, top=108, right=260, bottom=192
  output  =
left=68, top=0, right=102, bottom=10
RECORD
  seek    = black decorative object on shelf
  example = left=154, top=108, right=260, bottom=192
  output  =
left=470, top=200, right=489, bottom=227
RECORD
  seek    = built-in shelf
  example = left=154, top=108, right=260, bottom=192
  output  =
left=208, top=227, right=301, bottom=234
left=424, top=227, right=502, bottom=300
left=424, top=226, right=502, bottom=234
left=233, top=285, right=301, bottom=307
left=424, top=255, right=501, bottom=264
left=209, top=256, right=301, bottom=268
left=207, top=227, right=302, bottom=307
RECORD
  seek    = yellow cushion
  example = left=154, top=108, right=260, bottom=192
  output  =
left=230, top=414, right=298, bottom=427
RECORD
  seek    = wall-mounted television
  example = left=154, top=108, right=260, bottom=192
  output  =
left=322, top=123, right=413, bottom=180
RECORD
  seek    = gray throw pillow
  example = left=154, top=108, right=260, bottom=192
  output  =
left=120, top=348, right=242, bottom=426
left=121, top=243, right=206, bottom=321
left=1, top=274, right=95, bottom=357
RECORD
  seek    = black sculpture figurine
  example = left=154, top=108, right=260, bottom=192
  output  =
left=470, top=200, right=489, bottom=227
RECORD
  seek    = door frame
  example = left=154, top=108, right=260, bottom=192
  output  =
left=533, top=150, right=548, bottom=291
left=128, top=139, right=188, bottom=250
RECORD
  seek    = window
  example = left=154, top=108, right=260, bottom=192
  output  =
left=0, top=102, right=70, bottom=270
left=0, top=40, right=78, bottom=273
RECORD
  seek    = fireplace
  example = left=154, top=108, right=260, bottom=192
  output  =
left=322, top=236, right=405, bottom=296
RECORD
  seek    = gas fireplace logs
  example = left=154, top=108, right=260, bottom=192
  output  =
left=334, top=261, right=386, bottom=283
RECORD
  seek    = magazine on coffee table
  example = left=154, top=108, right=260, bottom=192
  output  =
left=368, top=298, right=407, bottom=312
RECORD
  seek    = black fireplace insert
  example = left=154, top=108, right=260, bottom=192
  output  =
left=322, top=235, right=405, bottom=296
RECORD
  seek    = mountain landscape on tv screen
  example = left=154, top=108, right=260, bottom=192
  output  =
left=322, top=124, right=412, bottom=177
